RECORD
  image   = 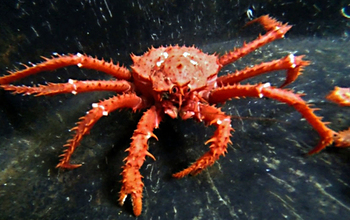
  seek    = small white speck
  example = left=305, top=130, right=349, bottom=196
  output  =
left=262, top=82, right=271, bottom=88
left=77, top=63, right=83, bottom=67
left=71, top=91, right=77, bottom=95
left=288, top=54, right=296, bottom=68
left=66, top=197, right=70, bottom=201
left=182, top=52, right=190, bottom=57
left=76, top=53, right=83, bottom=57
left=121, top=195, right=127, bottom=204
left=102, top=111, right=108, bottom=116
left=68, top=79, right=77, bottom=90
left=99, top=105, right=105, bottom=110
left=92, top=103, right=98, bottom=108
left=161, top=52, right=169, bottom=58
left=217, top=119, right=222, bottom=125
left=246, top=9, right=254, bottom=19
left=257, top=83, right=270, bottom=98
left=156, top=60, right=164, bottom=67
left=190, top=60, right=198, bottom=65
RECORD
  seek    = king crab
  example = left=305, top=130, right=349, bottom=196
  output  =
left=1, top=15, right=348, bottom=216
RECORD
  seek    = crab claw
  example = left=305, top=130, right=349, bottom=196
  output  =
left=119, top=165, right=144, bottom=216
left=119, top=191, right=142, bottom=216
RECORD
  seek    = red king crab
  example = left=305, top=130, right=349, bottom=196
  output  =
left=1, top=15, right=350, bottom=216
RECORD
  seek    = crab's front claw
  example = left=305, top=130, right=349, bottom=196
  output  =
left=119, top=190, right=142, bottom=216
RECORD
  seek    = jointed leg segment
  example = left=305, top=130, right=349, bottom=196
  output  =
left=217, top=54, right=310, bottom=88
left=1, top=79, right=132, bottom=96
left=173, top=104, right=233, bottom=178
left=0, top=53, right=131, bottom=84
left=119, top=106, right=163, bottom=216
left=326, top=87, right=350, bottom=107
left=219, top=15, right=291, bottom=66
left=56, top=94, right=143, bottom=169
left=209, top=83, right=335, bottom=154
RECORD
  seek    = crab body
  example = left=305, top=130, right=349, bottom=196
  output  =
left=131, top=46, right=219, bottom=118
left=1, top=15, right=348, bottom=216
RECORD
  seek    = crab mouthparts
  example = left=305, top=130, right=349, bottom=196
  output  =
left=161, top=94, right=186, bottom=119
left=164, top=107, right=178, bottom=119
left=176, top=94, right=183, bottom=108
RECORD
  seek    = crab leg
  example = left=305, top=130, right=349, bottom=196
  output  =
left=0, top=53, right=131, bottom=84
left=219, top=15, right=291, bottom=67
left=119, top=106, right=162, bottom=216
left=1, top=79, right=132, bottom=96
left=325, top=87, right=350, bottom=148
left=217, top=54, right=310, bottom=88
left=209, top=83, right=335, bottom=154
left=173, top=104, right=233, bottom=178
left=326, top=87, right=350, bottom=106
left=56, top=93, right=143, bottom=169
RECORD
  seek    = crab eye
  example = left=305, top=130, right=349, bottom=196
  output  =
left=171, top=86, right=178, bottom=94
left=186, top=86, right=191, bottom=93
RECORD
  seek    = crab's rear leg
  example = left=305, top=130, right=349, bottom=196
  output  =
left=119, top=106, right=163, bottom=216
left=325, top=87, right=350, bottom=147
left=219, top=15, right=291, bottom=67
left=57, top=93, right=143, bottom=169
left=172, top=104, right=233, bottom=178
left=1, top=79, right=132, bottom=96
left=217, top=54, right=310, bottom=88
left=209, top=83, right=335, bottom=154
left=0, top=53, right=131, bottom=84
left=326, top=87, right=350, bottom=107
